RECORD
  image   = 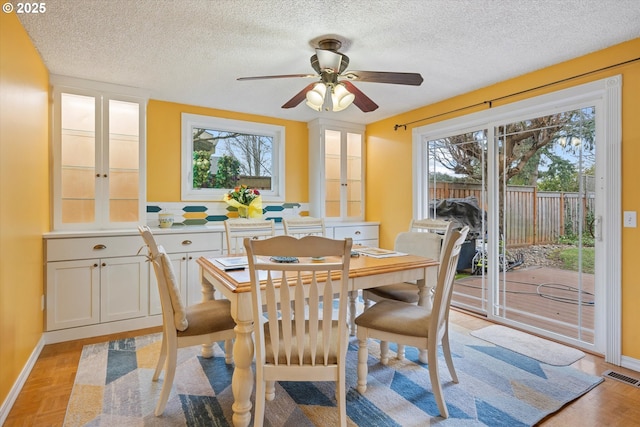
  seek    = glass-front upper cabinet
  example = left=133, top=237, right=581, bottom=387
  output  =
left=308, top=119, right=364, bottom=220
left=52, top=76, right=148, bottom=230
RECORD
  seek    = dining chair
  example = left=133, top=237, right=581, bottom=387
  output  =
left=282, top=216, right=326, bottom=237
left=223, top=218, right=275, bottom=255
left=409, top=217, right=453, bottom=233
left=244, top=235, right=353, bottom=427
left=138, top=226, right=236, bottom=416
left=363, top=219, right=454, bottom=307
left=354, top=226, right=469, bottom=419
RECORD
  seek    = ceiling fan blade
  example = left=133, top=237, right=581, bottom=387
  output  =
left=281, top=83, right=316, bottom=109
left=344, top=71, right=424, bottom=86
left=315, top=49, right=342, bottom=72
left=238, top=74, right=316, bottom=81
left=341, top=81, right=379, bottom=112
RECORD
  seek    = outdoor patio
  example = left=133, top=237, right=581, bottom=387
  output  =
left=453, top=265, right=595, bottom=343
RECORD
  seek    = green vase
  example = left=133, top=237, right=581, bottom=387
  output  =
left=237, top=205, right=248, bottom=218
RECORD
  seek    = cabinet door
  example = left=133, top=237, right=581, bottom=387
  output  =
left=148, top=252, right=187, bottom=316
left=100, top=256, right=149, bottom=322
left=46, top=259, right=100, bottom=331
left=308, top=119, right=364, bottom=220
left=185, top=250, right=220, bottom=306
left=52, top=79, right=146, bottom=230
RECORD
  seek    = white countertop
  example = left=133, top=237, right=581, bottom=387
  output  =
left=43, top=220, right=378, bottom=239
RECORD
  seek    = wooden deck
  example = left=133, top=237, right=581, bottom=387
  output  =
left=452, top=266, right=595, bottom=344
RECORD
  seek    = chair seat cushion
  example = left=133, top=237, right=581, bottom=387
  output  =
left=264, top=320, right=346, bottom=365
left=367, top=283, right=419, bottom=303
left=177, top=299, right=236, bottom=337
left=355, top=299, right=431, bottom=338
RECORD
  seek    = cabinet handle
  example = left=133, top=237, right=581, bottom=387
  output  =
left=182, top=240, right=192, bottom=245
left=94, top=244, right=107, bottom=250
left=101, top=262, right=106, bottom=267
left=95, top=173, right=100, bottom=178
left=93, top=263, right=98, bottom=268
left=188, top=256, right=193, bottom=260
left=355, top=231, right=361, bottom=235
left=182, top=256, right=187, bottom=261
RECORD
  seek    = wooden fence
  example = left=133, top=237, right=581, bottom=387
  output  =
left=430, top=182, right=595, bottom=246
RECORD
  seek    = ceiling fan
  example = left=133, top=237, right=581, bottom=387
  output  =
left=237, top=38, right=424, bottom=113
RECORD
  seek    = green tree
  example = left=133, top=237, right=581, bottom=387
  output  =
left=537, top=154, right=579, bottom=192
left=214, top=155, right=241, bottom=188
left=193, top=150, right=213, bottom=188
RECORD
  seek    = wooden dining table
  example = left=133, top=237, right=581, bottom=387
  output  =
left=196, top=252, right=439, bottom=427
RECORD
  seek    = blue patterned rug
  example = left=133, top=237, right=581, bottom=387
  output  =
left=64, top=325, right=602, bottom=426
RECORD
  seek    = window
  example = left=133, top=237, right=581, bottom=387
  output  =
left=181, top=113, right=285, bottom=201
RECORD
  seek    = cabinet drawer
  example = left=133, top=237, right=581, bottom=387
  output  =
left=333, top=225, right=379, bottom=241
left=153, top=232, right=222, bottom=253
left=46, top=235, right=143, bottom=261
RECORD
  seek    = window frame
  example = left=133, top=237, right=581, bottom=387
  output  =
left=181, top=113, right=285, bottom=201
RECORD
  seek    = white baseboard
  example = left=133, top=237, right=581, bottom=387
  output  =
left=621, top=354, right=640, bottom=374
left=44, top=315, right=162, bottom=344
left=0, top=335, right=45, bottom=426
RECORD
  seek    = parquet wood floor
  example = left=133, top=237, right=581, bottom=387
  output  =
left=4, top=312, right=640, bottom=426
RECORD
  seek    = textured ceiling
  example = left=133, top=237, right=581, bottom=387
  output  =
left=18, top=0, right=640, bottom=125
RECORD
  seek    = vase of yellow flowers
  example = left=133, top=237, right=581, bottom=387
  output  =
left=223, top=185, right=262, bottom=218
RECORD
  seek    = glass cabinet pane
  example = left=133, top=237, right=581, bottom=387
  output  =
left=324, top=130, right=341, bottom=218
left=108, top=100, right=140, bottom=223
left=346, top=132, right=362, bottom=218
left=60, top=93, right=96, bottom=224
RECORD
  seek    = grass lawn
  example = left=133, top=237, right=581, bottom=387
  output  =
left=554, top=246, right=595, bottom=274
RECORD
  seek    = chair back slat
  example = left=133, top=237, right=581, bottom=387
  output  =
left=322, top=273, right=335, bottom=364
left=245, top=235, right=352, bottom=369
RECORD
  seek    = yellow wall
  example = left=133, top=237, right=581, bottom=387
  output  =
left=1, top=13, right=638, bottom=412
left=365, top=38, right=640, bottom=359
left=146, top=100, right=309, bottom=203
left=0, top=13, right=49, bottom=405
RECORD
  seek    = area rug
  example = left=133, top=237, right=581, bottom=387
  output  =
left=64, top=326, right=602, bottom=427
left=470, top=324, right=586, bottom=366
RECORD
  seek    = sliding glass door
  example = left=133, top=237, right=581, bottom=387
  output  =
left=494, top=107, right=596, bottom=345
left=412, top=78, right=622, bottom=355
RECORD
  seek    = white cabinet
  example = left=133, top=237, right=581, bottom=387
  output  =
left=46, top=259, right=100, bottom=330
left=51, top=76, right=148, bottom=230
left=44, top=229, right=224, bottom=339
left=149, top=232, right=224, bottom=313
left=308, top=119, right=365, bottom=220
left=100, top=256, right=149, bottom=322
left=45, top=235, right=148, bottom=331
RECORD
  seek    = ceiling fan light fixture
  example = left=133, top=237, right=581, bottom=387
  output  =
left=305, top=83, right=326, bottom=111
left=331, top=83, right=355, bottom=111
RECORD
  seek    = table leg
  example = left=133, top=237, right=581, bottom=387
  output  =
left=349, top=290, right=357, bottom=336
left=200, top=271, right=217, bottom=358
left=231, top=318, right=254, bottom=427
left=416, top=268, right=435, bottom=311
